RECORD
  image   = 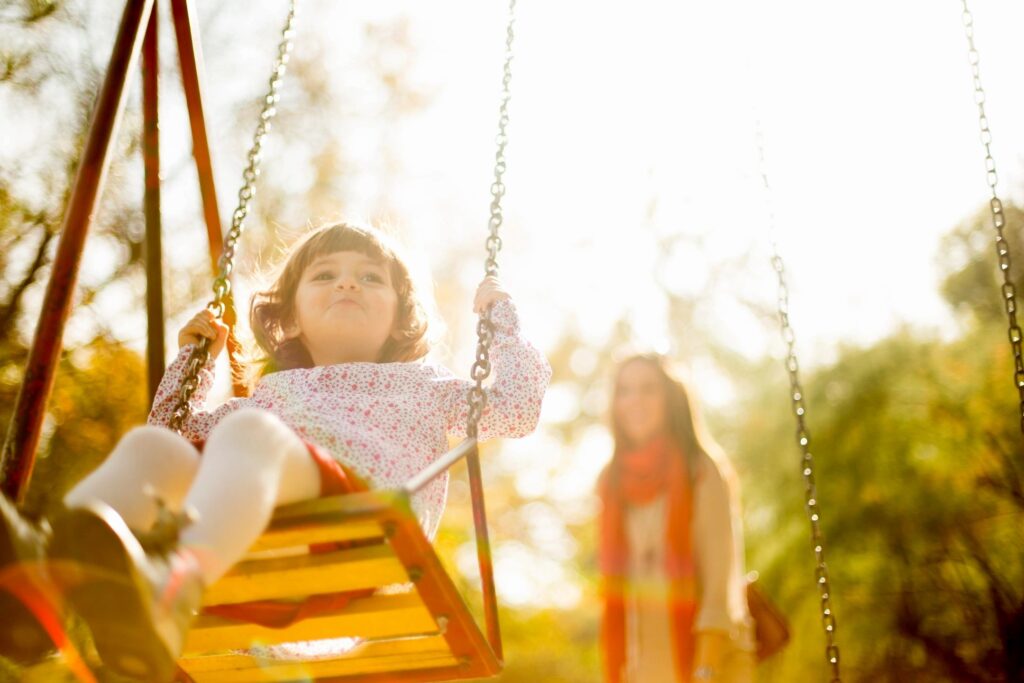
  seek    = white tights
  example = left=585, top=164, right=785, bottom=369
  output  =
left=62, top=408, right=321, bottom=584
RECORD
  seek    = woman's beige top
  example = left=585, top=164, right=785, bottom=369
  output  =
left=623, top=452, right=755, bottom=683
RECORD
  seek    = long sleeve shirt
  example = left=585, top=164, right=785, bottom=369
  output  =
left=148, top=298, right=551, bottom=538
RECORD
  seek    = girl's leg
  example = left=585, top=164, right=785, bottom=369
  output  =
left=63, top=426, right=200, bottom=530
left=47, top=410, right=319, bottom=680
left=178, top=408, right=321, bottom=584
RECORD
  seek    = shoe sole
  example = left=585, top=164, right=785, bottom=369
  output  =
left=0, top=580, right=53, bottom=665
left=49, top=505, right=178, bottom=682
left=0, top=496, right=52, bottom=665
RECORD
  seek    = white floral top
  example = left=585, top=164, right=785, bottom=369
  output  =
left=148, top=299, right=551, bottom=538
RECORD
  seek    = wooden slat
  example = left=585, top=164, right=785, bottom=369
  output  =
left=270, top=492, right=407, bottom=522
left=184, top=593, right=437, bottom=653
left=181, top=635, right=458, bottom=682
left=249, top=518, right=383, bottom=554
left=203, top=544, right=407, bottom=606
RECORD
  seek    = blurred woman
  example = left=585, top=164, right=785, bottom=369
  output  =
left=598, top=354, right=755, bottom=683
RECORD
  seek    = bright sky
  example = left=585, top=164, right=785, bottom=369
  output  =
left=7, top=0, right=1024, bottom=609
left=184, top=0, right=1024, bottom=367
left=7, top=0, right=1019, bottom=372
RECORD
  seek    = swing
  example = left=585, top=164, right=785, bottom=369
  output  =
left=0, top=0, right=517, bottom=680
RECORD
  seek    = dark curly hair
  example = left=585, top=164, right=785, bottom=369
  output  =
left=248, top=223, right=430, bottom=383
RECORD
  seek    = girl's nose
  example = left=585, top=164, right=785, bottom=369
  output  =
left=335, top=274, right=359, bottom=290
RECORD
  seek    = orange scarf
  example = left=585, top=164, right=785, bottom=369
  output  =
left=598, top=435, right=697, bottom=682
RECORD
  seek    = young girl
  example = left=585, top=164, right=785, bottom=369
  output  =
left=1, top=222, right=550, bottom=681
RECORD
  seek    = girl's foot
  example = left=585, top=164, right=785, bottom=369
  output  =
left=48, top=502, right=204, bottom=682
left=0, top=494, right=53, bottom=665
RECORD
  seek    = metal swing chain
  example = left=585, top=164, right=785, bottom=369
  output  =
left=960, top=0, right=1024, bottom=435
left=466, top=0, right=516, bottom=438
left=756, top=129, right=841, bottom=682
left=168, top=0, right=297, bottom=433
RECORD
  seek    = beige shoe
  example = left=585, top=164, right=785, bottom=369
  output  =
left=48, top=502, right=204, bottom=682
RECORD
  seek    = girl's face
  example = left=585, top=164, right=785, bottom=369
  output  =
left=613, top=359, right=668, bottom=447
left=288, top=250, right=399, bottom=365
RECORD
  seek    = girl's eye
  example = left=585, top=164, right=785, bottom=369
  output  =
left=312, top=271, right=334, bottom=281
left=361, top=272, right=384, bottom=284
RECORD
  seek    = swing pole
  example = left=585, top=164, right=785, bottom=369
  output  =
left=1, top=0, right=156, bottom=504
left=143, top=5, right=165, bottom=406
left=169, top=0, right=222, bottom=272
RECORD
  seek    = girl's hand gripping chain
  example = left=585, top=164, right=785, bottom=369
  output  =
left=473, top=276, right=512, bottom=314
left=178, top=309, right=229, bottom=358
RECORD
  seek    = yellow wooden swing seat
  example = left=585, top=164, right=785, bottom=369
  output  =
left=178, top=442, right=501, bottom=683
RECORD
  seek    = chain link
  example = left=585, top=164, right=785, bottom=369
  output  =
left=466, top=0, right=516, bottom=438
left=168, top=0, right=297, bottom=433
left=756, top=128, right=841, bottom=682
left=960, top=0, right=1024, bottom=435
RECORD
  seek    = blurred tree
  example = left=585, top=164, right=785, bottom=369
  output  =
left=0, top=0, right=151, bottom=519
left=939, top=204, right=1024, bottom=328
left=722, top=205, right=1024, bottom=682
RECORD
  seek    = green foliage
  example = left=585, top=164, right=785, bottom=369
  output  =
left=726, top=326, right=1023, bottom=681
left=939, top=203, right=1024, bottom=325
left=718, top=206, right=1024, bottom=681
left=22, top=339, right=149, bottom=515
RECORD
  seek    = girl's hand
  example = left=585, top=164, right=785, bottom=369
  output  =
left=178, top=309, right=229, bottom=357
left=473, top=275, right=511, bottom=314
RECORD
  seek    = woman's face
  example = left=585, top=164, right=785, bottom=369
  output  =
left=613, top=359, right=668, bottom=447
